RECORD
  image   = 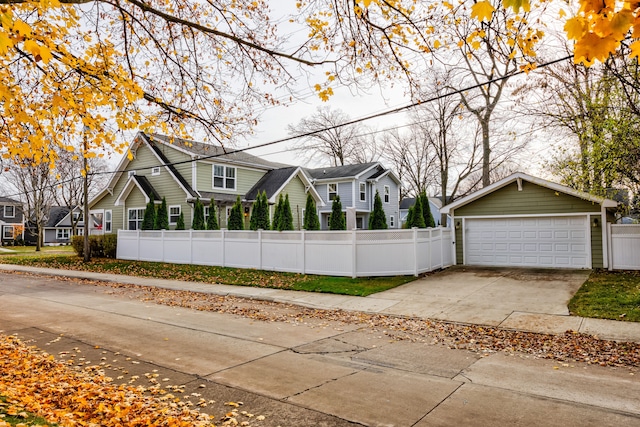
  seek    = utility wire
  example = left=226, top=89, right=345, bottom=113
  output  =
left=1, top=54, right=573, bottom=201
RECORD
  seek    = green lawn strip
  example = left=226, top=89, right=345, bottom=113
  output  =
left=569, top=270, right=640, bottom=322
left=0, top=255, right=413, bottom=296
left=0, top=395, right=57, bottom=426
left=0, top=246, right=74, bottom=256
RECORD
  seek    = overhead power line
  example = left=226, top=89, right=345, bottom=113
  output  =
left=1, top=54, right=574, bottom=201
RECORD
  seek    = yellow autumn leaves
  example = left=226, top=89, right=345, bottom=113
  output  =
left=0, top=335, right=215, bottom=426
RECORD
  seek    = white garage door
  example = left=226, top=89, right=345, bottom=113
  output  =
left=465, top=216, right=590, bottom=268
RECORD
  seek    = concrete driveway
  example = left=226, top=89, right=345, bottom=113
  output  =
left=370, top=266, right=591, bottom=329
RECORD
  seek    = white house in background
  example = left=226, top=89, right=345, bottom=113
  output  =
left=305, top=162, right=402, bottom=229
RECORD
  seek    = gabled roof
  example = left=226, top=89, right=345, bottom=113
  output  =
left=44, top=206, right=71, bottom=228
left=142, top=134, right=198, bottom=198
left=305, top=162, right=379, bottom=181
left=148, top=134, right=289, bottom=170
left=0, top=196, right=21, bottom=205
left=441, top=172, right=618, bottom=214
left=245, top=167, right=325, bottom=206
left=114, top=175, right=161, bottom=206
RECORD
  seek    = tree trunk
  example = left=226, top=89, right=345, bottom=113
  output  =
left=481, top=118, right=491, bottom=187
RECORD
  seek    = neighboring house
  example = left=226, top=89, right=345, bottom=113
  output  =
left=41, top=206, right=100, bottom=246
left=0, top=196, right=24, bottom=245
left=399, top=197, right=449, bottom=227
left=305, top=162, right=402, bottom=229
left=89, top=133, right=324, bottom=232
left=441, top=172, right=618, bottom=269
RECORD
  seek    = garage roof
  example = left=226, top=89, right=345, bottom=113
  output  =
left=441, top=172, right=618, bottom=214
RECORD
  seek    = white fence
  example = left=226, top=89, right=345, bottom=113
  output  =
left=609, top=224, right=640, bottom=270
left=117, top=228, right=455, bottom=277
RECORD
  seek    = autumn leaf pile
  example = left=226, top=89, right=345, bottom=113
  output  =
left=0, top=335, right=215, bottom=427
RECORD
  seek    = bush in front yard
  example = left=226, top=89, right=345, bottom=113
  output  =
left=71, top=234, right=117, bottom=258
left=71, top=235, right=83, bottom=255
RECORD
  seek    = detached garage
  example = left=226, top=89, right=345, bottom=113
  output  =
left=440, top=173, right=618, bottom=269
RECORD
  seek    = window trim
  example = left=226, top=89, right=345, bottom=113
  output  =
left=328, top=183, right=338, bottom=201
left=3, top=225, right=13, bottom=239
left=56, top=228, right=71, bottom=240
left=390, top=215, right=395, bottom=228
left=128, top=207, right=145, bottom=231
left=383, top=185, right=390, bottom=203
left=169, top=205, right=181, bottom=225
left=104, top=210, right=112, bottom=233
left=212, top=164, right=237, bottom=190
left=359, top=182, right=366, bottom=202
left=4, top=205, right=15, bottom=218
left=151, top=166, right=161, bottom=176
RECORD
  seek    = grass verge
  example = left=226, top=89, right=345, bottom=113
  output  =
left=569, top=270, right=640, bottom=322
left=0, top=395, right=56, bottom=426
left=0, top=254, right=415, bottom=296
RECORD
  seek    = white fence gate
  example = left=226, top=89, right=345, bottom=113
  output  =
left=117, top=228, right=455, bottom=277
left=609, top=224, right=640, bottom=270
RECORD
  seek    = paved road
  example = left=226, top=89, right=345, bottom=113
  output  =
left=1, top=272, right=639, bottom=427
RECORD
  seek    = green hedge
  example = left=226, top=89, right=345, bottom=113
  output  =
left=71, top=234, right=117, bottom=258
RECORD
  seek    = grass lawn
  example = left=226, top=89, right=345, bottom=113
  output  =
left=0, top=252, right=415, bottom=297
left=569, top=270, right=640, bottom=322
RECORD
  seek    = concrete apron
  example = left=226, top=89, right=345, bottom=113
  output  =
left=367, top=266, right=591, bottom=325
left=1, top=273, right=639, bottom=427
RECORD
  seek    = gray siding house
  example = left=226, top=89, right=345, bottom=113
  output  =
left=0, top=196, right=24, bottom=244
left=305, top=163, right=402, bottom=229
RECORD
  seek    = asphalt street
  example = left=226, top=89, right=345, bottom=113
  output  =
left=1, top=271, right=639, bottom=427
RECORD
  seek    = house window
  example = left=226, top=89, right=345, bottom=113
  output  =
left=56, top=229, right=71, bottom=240
left=390, top=215, right=395, bottom=228
left=384, top=185, right=390, bottom=203
left=213, top=165, right=236, bottom=190
left=4, top=205, right=15, bottom=218
left=3, top=226, right=13, bottom=239
left=151, top=166, right=161, bottom=176
left=72, top=212, right=83, bottom=223
left=128, top=170, right=136, bottom=178
left=76, top=228, right=84, bottom=236
left=359, top=182, right=366, bottom=202
left=169, top=206, right=181, bottom=225
left=105, top=210, right=112, bottom=233
left=204, top=206, right=210, bottom=223
left=128, top=208, right=145, bottom=230
left=328, top=183, right=337, bottom=201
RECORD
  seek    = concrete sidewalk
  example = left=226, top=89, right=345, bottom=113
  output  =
left=2, top=263, right=639, bottom=343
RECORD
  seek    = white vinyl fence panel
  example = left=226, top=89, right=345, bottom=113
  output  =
left=609, top=224, right=640, bottom=270
left=117, top=228, right=454, bottom=277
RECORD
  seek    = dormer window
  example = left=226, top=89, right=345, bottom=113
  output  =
left=151, top=166, right=160, bottom=176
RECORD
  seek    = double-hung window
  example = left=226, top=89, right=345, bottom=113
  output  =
left=3, top=226, right=13, bottom=239
left=169, top=206, right=181, bottom=225
left=128, top=208, right=145, bottom=230
left=359, top=182, right=366, bottom=202
left=4, top=206, right=15, bottom=218
left=56, top=229, right=71, bottom=239
left=328, top=183, right=338, bottom=201
left=384, top=185, right=390, bottom=203
left=213, top=165, right=236, bottom=190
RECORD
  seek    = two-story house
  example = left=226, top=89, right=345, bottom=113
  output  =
left=305, top=163, right=402, bottom=229
left=0, top=196, right=24, bottom=244
left=89, top=133, right=324, bottom=232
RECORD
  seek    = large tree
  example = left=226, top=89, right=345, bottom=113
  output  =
left=288, top=107, right=378, bottom=167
